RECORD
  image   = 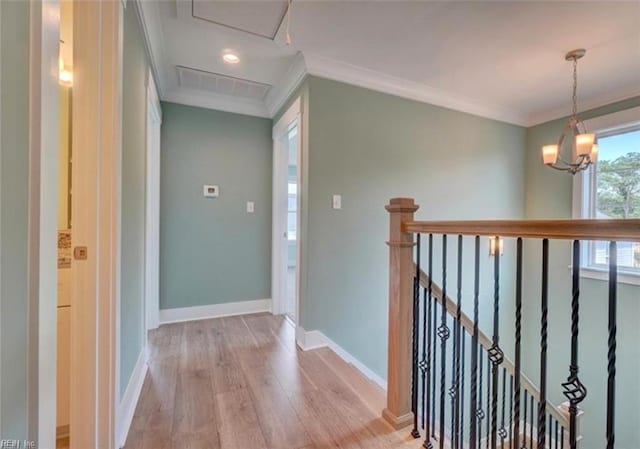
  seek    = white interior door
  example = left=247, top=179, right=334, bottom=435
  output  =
left=272, top=98, right=302, bottom=323
left=145, top=74, right=161, bottom=332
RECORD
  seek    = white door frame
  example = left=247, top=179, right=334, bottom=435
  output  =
left=144, top=70, right=161, bottom=333
left=272, top=97, right=302, bottom=322
left=26, top=1, right=122, bottom=447
left=70, top=1, right=123, bottom=448
left=28, top=0, right=60, bottom=444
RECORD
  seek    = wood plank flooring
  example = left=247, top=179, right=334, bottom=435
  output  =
left=124, top=313, right=420, bottom=449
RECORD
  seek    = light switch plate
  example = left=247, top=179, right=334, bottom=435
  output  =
left=332, top=194, right=342, bottom=210
left=247, top=201, right=255, bottom=213
left=203, top=185, right=219, bottom=198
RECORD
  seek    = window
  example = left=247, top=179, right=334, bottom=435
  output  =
left=574, top=107, right=640, bottom=282
left=287, top=182, right=297, bottom=240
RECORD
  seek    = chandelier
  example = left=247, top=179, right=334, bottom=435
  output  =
left=542, top=49, right=598, bottom=175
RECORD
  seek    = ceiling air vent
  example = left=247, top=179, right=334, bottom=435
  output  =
left=176, top=66, right=271, bottom=101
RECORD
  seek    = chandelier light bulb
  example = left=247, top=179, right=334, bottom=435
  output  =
left=575, top=133, right=595, bottom=157
left=542, top=145, right=559, bottom=165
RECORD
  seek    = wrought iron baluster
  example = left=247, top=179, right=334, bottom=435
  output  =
left=489, top=238, right=504, bottom=449
left=453, top=235, right=463, bottom=449
left=529, top=395, right=534, bottom=449
left=523, top=390, right=528, bottom=449
left=478, top=348, right=485, bottom=449
left=424, top=235, right=434, bottom=449
left=470, top=236, right=480, bottom=449
left=460, top=332, right=466, bottom=449
left=561, top=426, right=565, bottom=449
left=555, top=419, right=559, bottom=449
left=486, top=351, right=490, bottom=449
left=513, top=238, right=523, bottom=449
left=548, top=415, right=553, bottom=449
left=421, top=286, right=427, bottom=431
left=562, top=241, right=587, bottom=449
left=450, top=313, right=456, bottom=448
left=412, top=234, right=422, bottom=438
left=432, top=273, right=438, bottom=438
left=438, top=235, right=450, bottom=449
left=509, top=374, right=513, bottom=444
left=538, top=239, right=549, bottom=449
left=499, top=368, right=507, bottom=445
left=607, top=241, right=617, bottom=449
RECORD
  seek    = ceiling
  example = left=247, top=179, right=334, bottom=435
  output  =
left=136, top=0, right=640, bottom=126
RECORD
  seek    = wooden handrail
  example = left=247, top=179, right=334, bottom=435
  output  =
left=415, top=266, right=570, bottom=429
left=404, top=219, right=640, bottom=241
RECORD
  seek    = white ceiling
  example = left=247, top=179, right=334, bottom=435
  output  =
left=137, top=0, right=640, bottom=126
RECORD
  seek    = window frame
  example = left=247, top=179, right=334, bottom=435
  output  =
left=287, top=181, right=297, bottom=241
left=572, top=106, right=640, bottom=285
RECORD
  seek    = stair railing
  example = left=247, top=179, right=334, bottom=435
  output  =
left=383, top=198, right=640, bottom=449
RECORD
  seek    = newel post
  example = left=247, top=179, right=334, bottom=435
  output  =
left=383, top=198, right=419, bottom=429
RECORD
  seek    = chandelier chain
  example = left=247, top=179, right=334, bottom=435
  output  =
left=572, top=57, right=578, bottom=119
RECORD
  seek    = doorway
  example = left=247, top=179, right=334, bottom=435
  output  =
left=272, top=98, right=302, bottom=325
left=57, top=2, right=73, bottom=447
left=144, top=72, right=161, bottom=334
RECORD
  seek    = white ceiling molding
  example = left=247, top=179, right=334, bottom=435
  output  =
left=303, top=53, right=530, bottom=126
left=163, top=88, right=270, bottom=118
left=133, top=2, right=639, bottom=127
left=526, top=84, right=640, bottom=127
left=133, top=0, right=167, bottom=96
left=264, top=53, right=307, bottom=117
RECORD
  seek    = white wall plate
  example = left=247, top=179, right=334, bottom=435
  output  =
left=203, top=185, right=219, bottom=198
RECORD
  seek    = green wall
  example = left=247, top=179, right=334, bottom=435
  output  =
left=120, top=4, right=150, bottom=399
left=159, top=103, right=272, bottom=310
left=300, top=76, right=527, bottom=378
left=523, top=97, right=640, bottom=449
left=0, top=0, right=31, bottom=439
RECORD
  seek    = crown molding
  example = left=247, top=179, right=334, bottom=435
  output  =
left=134, top=5, right=639, bottom=125
left=163, top=88, right=270, bottom=118
left=264, top=52, right=307, bottom=117
left=132, top=0, right=166, bottom=96
left=525, top=84, right=640, bottom=127
left=303, top=53, right=530, bottom=126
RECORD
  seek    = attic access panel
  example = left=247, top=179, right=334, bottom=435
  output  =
left=192, top=0, right=289, bottom=39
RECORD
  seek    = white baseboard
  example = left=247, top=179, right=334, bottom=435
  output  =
left=159, top=298, right=272, bottom=325
left=296, top=326, right=387, bottom=390
left=117, top=347, right=148, bottom=448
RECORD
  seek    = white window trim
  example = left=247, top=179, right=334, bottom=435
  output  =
left=573, top=106, right=640, bottom=285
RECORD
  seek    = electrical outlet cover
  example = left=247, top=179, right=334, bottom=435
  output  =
left=203, top=185, right=219, bottom=198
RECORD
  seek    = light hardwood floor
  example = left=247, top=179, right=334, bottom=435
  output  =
left=124, top=313, right=420, bottom=449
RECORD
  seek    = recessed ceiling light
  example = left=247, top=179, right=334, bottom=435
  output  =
left=223, top=52, right=240, bottom=64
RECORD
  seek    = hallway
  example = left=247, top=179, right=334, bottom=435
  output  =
left=124, top=313, right=418, bottom=449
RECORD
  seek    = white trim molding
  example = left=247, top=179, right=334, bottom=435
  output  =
left=580, top=267, right=640, bottom=286
left=28, top=0, right=60, bottom=443
left=583, top=106, right=640, bottom=136
left=265, top=52, right=307, bottom=117
left=132, top=0, right=166, bottom=96
left=159, top=299, right=272, bottom=325
left=528, top=88, right=640, bottom=127
left=295, top=327, right=387, bottom=390
left=133, top=2, right=640, bottom=127
left=116, top=347, right=148, bottom=448
left=303, top=53, right=530, bottom=126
